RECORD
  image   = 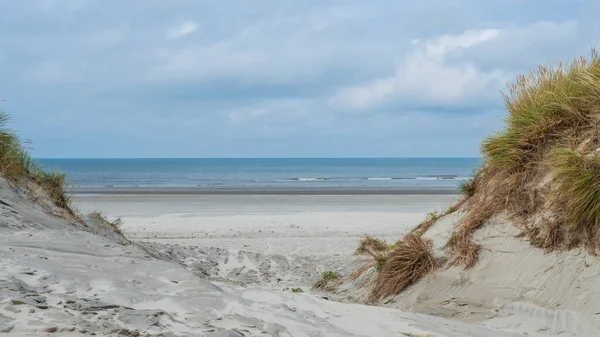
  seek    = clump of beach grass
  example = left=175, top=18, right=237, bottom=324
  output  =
left=368, top=233, right=436, bottom=302
left=89, top=210, right=124, bottom=234
left=546, top=148, right=600, bottom=231
left=445, top=49, right=600, bottom=266
left=0, top=113, right=36, bottom=181
left=351, top=236, right=390, bottom=281
left=32, top=169, right=71, bottom=211
left=355, top=235, right=388, bottom=255
left=0, top=112, right=75, bottom=216
left=89, top=210, right=129, bottom=244
left=459, top=177, right=476, bottom=197
left=313, top=271, right=342, bottom=291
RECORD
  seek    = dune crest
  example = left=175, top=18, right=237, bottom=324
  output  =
left=331, top=51, right=600, bottom=336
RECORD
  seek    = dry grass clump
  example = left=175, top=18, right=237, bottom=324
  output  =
left=368, top=233, right=436, bottom=302
left=355, top=235, right=388, bottom=255
left=352, top=235, right=390, bottom=280
left=446, top=50, right=600, bottom=266
left=351, top=206, right=459, bottom=294
left=0, top=112, right=75, bottom=215
left=89, top=210, right=123, bottom=235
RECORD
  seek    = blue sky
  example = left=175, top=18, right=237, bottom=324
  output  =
left=0, top=0, right=598, bottom=158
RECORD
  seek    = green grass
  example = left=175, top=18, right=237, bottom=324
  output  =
left=445, top=50, right=600, bottom=265
left=482, top=51, right=600, bottom=172
left=546, top=148, right=600, bottom=231
left=32, top=169, right=71, bottom=211
left=374, top=254, right=387, bottom=271
left=321, top=271, right=340, bottom=281
left=0, top=113, right=36, bottom=180
left=313, top=271, right=342, bottom=290
left=283, top=287, right=304, bottom=293
left=0, top=112, right=73, bottom=214
left=459, top=178, right=476, bottom=197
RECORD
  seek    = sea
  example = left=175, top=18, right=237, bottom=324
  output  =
left=36, top=158, right=482, bottom=193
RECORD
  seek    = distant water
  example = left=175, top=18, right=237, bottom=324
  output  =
left=36, top=158, right=482, bottom=191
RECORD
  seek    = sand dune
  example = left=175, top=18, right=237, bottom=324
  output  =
left=1, top=180, right=583, bottom=336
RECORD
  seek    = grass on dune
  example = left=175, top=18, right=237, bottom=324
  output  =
left=0, top=112, right=74, bottom=215
left=367, top=233, right=436, bottom=302
left=32, top=169, right=71, bottom=211
left=459, top=177, right=476, bottom=197
left=355, top=235, right=389, bottom=255
left=89, top=210, right=124, bottom=235
left=447, top=49, right=600, bottom=266
left=482, top=52, right=600, bottom=172
left=351, top=206, right=459, bottom=298
left=348, top=50, right=600, bottom=301
left=313, top=270, right=342, bottom=291
left=0, top=114, right=35, bottom=180
left=546, top=148, right=600, bottom=231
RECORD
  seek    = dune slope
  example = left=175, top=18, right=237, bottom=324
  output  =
left=0, top=175, right=542, bottom=336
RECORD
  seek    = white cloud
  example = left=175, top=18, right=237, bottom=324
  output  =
left=146, top=8, right=392, bottom=84
left=330, top=28, right=507, bottom=109
left=167, top=21, right=198, bottom=39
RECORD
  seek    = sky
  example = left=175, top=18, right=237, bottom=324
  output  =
left=0, top=0, right=598, bottom=158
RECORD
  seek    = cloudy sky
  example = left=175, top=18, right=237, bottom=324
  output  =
left=0, top=0, right=598, bottom=158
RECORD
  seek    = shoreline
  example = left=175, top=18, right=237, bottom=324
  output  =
left=69, top=186, right=461, bottom=195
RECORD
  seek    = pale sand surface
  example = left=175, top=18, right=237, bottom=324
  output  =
left=4, top=186, right=597, bottom=335
left=73, top=194, right=459, bottom=257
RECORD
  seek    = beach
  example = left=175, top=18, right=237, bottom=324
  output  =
left=74, top=194, right=457, bottom=256
left=71, top=193, right=459, bottom=292
left=4, top=158, right=598, bottom=336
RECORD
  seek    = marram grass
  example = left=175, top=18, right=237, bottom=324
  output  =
left=547, top=148, right=600, bottom=231
left=0, top=112, right=73, bottom=213
left=483, top=51, right=600, bottom=172
left=351, top=50, right=600, bottom=299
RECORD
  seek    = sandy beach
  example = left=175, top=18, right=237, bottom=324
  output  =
left=73, top=194, right=459, bottom=257
left=5, top=2, right=600, bottom=336
left=72, top=194, right=459, bottom=291
left=3, top=180, right=600, bottom=336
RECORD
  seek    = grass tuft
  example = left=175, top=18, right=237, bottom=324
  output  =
left=546, top=148, right=600, bottom=231
left=482, top=52, right=600, bottom=172
left=447, top=50, right=600, bottom=266
left=32, top=169, right=72, bottom=212
left=313, top=271, right=342, bottom=290
left=355, top=235, right=389, bottom=255
left=0, top=113, right=35, bottom=180
left=459, top=178, right=476, bottom=197
left=89, top=210, right=124, bottom=235
left=368, top=233, right=436, bottom=302
left=0, top=112, right=75, bottom=215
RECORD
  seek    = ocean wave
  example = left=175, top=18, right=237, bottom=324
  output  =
left=73, top=175, right=471, bottom=188
left=295, top=177, right=326, bottom=181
